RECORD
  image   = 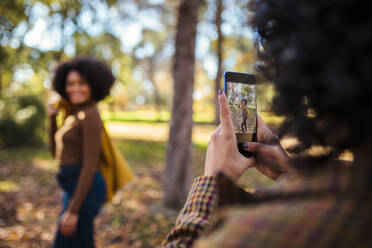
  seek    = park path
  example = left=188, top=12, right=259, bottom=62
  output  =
left=106, top=122, right=215, bottom=146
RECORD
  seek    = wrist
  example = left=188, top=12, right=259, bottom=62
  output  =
left=226, top=157, right=248, bottom=182
left=48, top=111, right=58, bottom=118
left=204, top=166, right=217, bottom=177
left=65, top=211, right=78, bottom=217
left=275, top=172, right=286, bottom=181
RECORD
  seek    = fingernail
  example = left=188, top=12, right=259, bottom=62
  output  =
left=242, top=142, right=249, bottom=148
left=218, top=90, right=223, bottom=95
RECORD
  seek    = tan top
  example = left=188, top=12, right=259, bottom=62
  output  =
left=49, top=102, right=103, bottom=214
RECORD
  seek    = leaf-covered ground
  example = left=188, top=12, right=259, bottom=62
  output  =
left=0, top=122, right=275, bottom=248
left=0, top=141, right=179, bottom=248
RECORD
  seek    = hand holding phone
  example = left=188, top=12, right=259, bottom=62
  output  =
left=204, top=91, right=255, bottom=181
left=224, top=71, right=257, bottom=158
left=242, top=114, right=290, bottom=180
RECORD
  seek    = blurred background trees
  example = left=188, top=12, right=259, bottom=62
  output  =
left=0, top=0, right=275, bottom=207
left=0, top=0, right=265, bottom=137
left=0, top=1, right=284, bottom=246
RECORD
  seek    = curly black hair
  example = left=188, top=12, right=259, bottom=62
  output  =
left=52, top=56, right=115, bottom=102
left=249, top=0, right=372, bottom=169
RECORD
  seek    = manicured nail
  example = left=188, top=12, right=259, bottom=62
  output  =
left=218, top=90, right=223, bottom=95
left=242, top=142, right=249, bottom=148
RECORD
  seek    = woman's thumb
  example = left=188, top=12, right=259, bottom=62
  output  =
left=242, top=142, right=266, bottom=154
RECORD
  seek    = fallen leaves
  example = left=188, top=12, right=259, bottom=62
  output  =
left=0, top=138, right=275, bottom=247
left=0, top=142, right=178, bottom=248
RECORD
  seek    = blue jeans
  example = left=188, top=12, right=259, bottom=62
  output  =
left=52, top=165, right=106, bottom=248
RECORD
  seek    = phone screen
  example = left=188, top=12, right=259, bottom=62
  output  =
left=225, top=73, right=257, bottom=144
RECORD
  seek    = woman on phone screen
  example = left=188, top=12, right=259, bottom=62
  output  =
left=48, top=57, right=114, bottom=247
left=241, top=98, right=249, bottom=133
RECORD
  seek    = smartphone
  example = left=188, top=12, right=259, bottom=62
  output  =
left=224, top=71, right=257, bottom=157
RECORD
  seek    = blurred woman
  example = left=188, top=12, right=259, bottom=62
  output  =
left=240, top=98, right=248, bottom=132
left=48, top=57, right=114, bottom=247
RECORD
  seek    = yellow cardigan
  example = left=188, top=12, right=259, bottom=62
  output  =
left=100, top=128, right=134, bottom=202
left=58, top=99, right=134, bottom=202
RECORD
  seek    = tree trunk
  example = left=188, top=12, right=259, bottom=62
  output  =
left=214, top=0, right=224, bottom=125
left=164, top=0, right=201, bottom=209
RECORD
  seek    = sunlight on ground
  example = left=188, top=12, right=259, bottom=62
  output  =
left=280, top=137, right=298, bottom=148
left=339, top=151, right=353, bottom=162
left=258, top=112, right=284, bottom=125
left=106, top=122, right=216, bottom=146
left=106, top=122, right=168, bottom=142
left=102, top=111, right=284, bottom=126
left=278, top=137, right=353, bottom=162
left=32, top=159, right=58, bottom=172
left=106, top=112, right=283, bottom=146
left=0, top=180, right=20, bottom=192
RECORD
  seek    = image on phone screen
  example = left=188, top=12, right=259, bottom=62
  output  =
left=225, top=81, right=257, bottom=143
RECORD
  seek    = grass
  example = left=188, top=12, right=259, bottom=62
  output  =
left=0, top=146, right=52, bottom=164
left=102, top=110, right=170, bottom=123
left=115, top=140, right=167, bottom=167
left=258, top=112, right=284, bottom=126
left=0, top=180, right=20, bottom=192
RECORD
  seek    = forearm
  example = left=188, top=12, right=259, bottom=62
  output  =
left=49, top=115, right=57, bottom=157
left=67, top=165, right=96, bottom=214
left=68, top=106, right=102, bottom=214
left=163, top=176, right=218, bottom=248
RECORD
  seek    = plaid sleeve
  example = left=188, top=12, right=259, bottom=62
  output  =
left=191, top=168, right=361, bottom=248
left=193, top=197, right=352, bottom=248
left=216, top=173, right=256, bottom=206
left=162, top=176, right=217, bottom=248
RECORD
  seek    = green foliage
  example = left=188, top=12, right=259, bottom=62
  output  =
left=0, top=146, right=51, bottom=163
left=257, top=83, right=276, bottom=112
left=0, top=94, right=45, bottom=147
left=0, top=0, right=267, bottom=117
